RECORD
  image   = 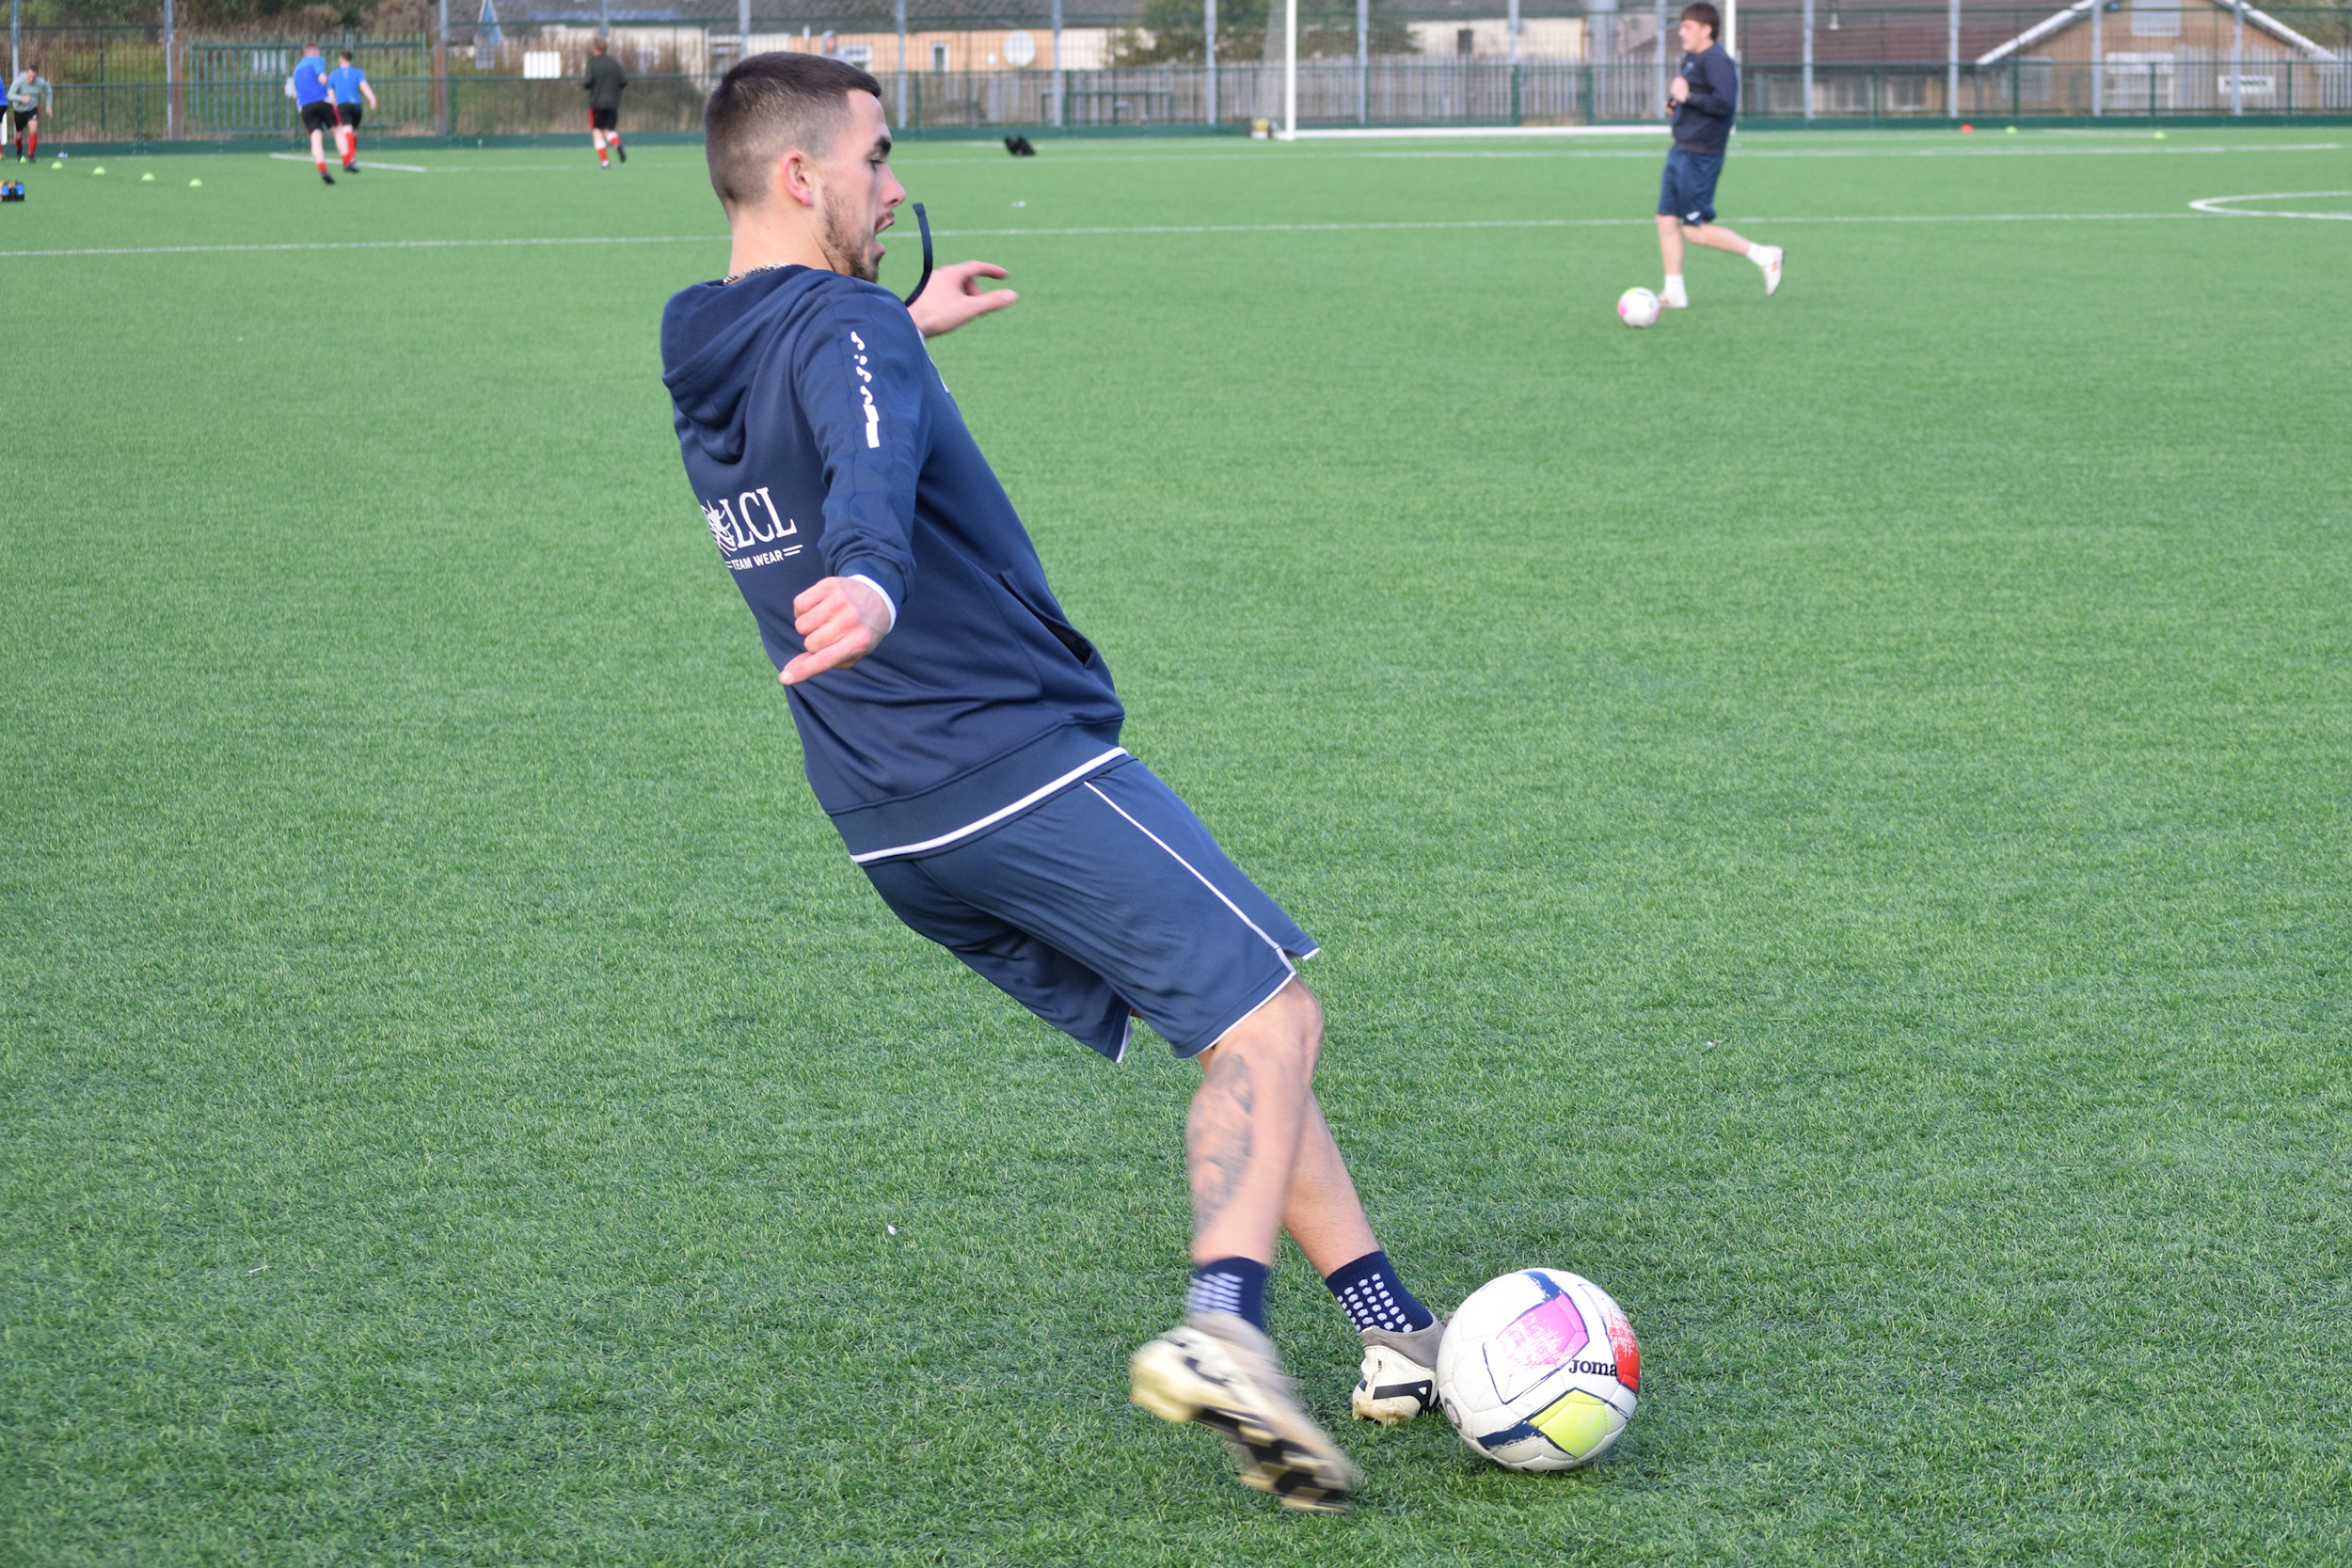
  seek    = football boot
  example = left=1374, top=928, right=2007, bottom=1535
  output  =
left=1131, top=1312, right=1361, bottom=1513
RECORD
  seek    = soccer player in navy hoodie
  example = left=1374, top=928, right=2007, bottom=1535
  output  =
left=660, top=52, right=1443, bottom=1512
left=1658, top=2, right=1783, bottom=309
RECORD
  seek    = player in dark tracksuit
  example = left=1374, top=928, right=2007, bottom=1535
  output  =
left=583, top=37, right=627, bottom=166
left=1656, top=1, right=1782, bottom=309
left=661, top=52, right=1446, bottom=1514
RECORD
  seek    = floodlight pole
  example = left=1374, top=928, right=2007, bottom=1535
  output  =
left=739, top=0, right=751, bottom=61
left=1356, top=0, right=1368, bottom=124
left=895, top=0, right=908, bottom=125
left=1947, top=0, right=1958, bottom=121
left=1802, top=0, right=1813, bottom=118
left=164, top=0, right=177, bottom=139
left=437, top=0, right=449, bottom=135
left=1204, top=0, right=1216, bottom=124
left=1053, top=0, right=1065, bottom=128
left=9, top=0, right=18, bottom=83
left=598, top=0, right=609, bottom=40
left=1724, top=0, right=1736, bottom=56
left=2090, top=0, right=2101, bottom=116
left=2230, top=0, right=2243, bottom=114
left=1280, top=0, right=1295, bottom=137
left=1508, top=0, right=1519, bottom=64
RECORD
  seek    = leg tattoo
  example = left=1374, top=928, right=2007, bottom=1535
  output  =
left=1186, top=1052, right=1255, bottom=1234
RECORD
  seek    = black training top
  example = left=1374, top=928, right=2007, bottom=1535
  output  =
left=583, top=55, right=628, bottom=111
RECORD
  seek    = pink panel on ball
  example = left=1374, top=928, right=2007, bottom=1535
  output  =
left=1484, top=1291, right=1589, bottom=1402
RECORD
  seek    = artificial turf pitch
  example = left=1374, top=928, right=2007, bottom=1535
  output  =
left=4, top=127, right=2348, bottom=1564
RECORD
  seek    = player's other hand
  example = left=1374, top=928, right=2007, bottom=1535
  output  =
left=782, top=576, right=892, bottom=685
left=1668, top=75, right=1690, bottom=104
left=910, top=261, right=1019, bottom=339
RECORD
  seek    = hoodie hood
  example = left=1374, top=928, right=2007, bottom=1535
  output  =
left=660, top=266, right=825, bottom=465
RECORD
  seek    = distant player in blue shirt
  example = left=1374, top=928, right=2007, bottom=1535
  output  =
left=327, top=51, right=376, bottom=174
left=660, top=53, right=1446, bottom=1513
left=1656, top=3, right=1782, bottom=309
left=288, top=44, right=338, bottom=184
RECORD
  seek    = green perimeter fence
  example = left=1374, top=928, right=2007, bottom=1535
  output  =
left=11, top=28, right=2350, bottom=141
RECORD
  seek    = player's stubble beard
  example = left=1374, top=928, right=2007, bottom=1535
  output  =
left=821, top=186, right=883, bottom=284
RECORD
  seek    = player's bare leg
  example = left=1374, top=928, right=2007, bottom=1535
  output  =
left=1131, top=980, right=1362, bottom=1510
left=1680, top=220, right=1783, bottom=296
left=1185, top=981, right=1318, bottom=1269
left=309, top=125, right=335, bottom=183
left=1279, top=1099, right=1376, bottom=1275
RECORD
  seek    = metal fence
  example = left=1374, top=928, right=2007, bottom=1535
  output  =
left=10, top=23, right=2349, bottom=142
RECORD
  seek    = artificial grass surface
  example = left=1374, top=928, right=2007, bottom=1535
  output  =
left=4, top=128, right=2348, bottom=1564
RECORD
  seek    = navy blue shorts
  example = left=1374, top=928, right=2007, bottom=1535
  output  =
left=1659, top=149, right=1723, bottom=226
left=861, top=759, right=1316, bottom=1061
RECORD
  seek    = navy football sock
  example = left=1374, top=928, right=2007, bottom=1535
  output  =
left=1324, top=1249, right=1436, bottom=1335
left=1187, top=1257, right=1270, bottom=1332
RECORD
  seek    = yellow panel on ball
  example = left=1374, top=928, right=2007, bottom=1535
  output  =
left=1530, top=1389, right=1617, bottom=1458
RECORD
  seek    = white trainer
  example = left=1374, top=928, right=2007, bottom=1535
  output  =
left=1756, top=245, right=1784, bottom=296
left=1660, top=282, right=1690, bottom=309
left=1131, top=1312, right=1362, bottom=1513
left=1352, top=1316, right=1446, bottom=1425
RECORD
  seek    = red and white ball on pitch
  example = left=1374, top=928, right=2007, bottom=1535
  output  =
left=1435, top=1268, right=1642, bottom=1470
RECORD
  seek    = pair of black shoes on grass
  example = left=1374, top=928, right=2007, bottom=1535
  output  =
left=1003, top=134, right=1036, bottom=157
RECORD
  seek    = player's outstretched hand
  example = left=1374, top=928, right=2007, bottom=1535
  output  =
left=910, top=261, right=1019, bottom=339
left=782, top=576, right=892, bottom=686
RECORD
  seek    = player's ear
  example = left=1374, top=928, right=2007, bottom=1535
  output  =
left=774, top=147, right=821, bottom=211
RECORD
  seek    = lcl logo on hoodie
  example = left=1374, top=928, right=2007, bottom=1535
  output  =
left=701, top=485, right=802, bottom=571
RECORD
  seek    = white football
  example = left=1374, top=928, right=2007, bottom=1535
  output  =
left=1435, top=1268, right=1642, bottom=1471
left=1617, top=287, right=1661, bottom=328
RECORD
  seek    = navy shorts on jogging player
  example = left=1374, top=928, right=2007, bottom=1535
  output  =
left=860, top=757, right=1316, bottom=1063
left=337, top=103, right=363, bottom=127
left=300, top=101, right=338, bottom=135
left=1658, top=148, right=1723, bottom=226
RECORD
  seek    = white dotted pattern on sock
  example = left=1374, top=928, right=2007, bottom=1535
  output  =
left=1337, top=1278, right=1417, bottom=1334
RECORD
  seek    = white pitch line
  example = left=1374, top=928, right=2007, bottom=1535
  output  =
left=1292, top=122, right=1667, bottom=139
left=0, top=208, right=2253, bottom=261
left=2187, top=189, right=2352, bottom=218
left=888, top=138, right=2344, bottom=168
left=266, top=152, right=429, bottom=172
left=927, top=211, right=2207, bottom=237
left=0, top=234, right=720, bottom=258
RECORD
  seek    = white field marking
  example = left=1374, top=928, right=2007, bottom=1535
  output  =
left=927, top=211, right=2209, bottom=238
left=266, top=151, right=429, bottom=171
left=1374, top=140, right=2349, bottom=161
left=2187, top=189, right=2352, bottom=218
left=888, top=138, right=2343, bottom=168
left=1, top=210, right=2235, bottom=260
left=1292, top=121, right=1666, bottom=138
left=0, top=234, right=720, bottom=258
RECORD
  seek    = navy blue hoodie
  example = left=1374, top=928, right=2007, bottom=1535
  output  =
left=1672, top=43, right=1738, bottom=156
left=661, top=266, right=1126, bottom=863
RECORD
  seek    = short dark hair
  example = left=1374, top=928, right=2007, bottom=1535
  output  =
left=591, top=36, right=608, bottom=53
left=704, top=52, right=883, bottom=212
left=338, top=50, right=354, bottom=61
left=1679, top=3, right=1720, bottom=37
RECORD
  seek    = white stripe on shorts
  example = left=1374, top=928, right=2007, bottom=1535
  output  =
left=1081, top=781, right=1295, bottom=969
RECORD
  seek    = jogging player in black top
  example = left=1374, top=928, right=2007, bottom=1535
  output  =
left=1656, top=2, right=1783, bottom=309
left=583, top=37, right=627, bottom=166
